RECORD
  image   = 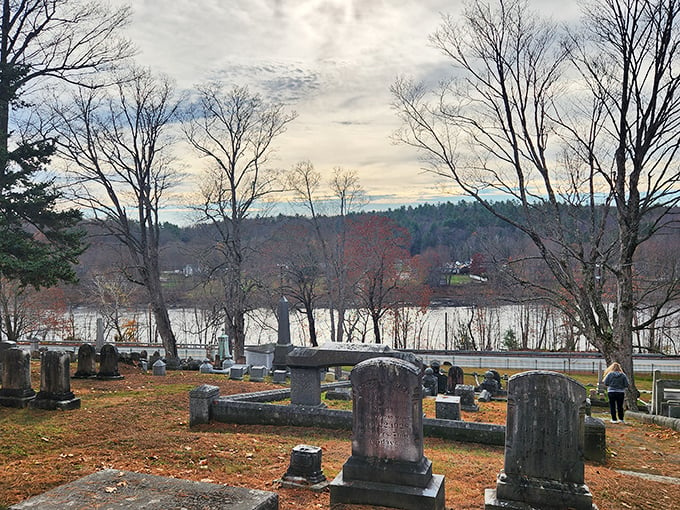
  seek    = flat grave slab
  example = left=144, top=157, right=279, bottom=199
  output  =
left=9, top=469, right=278, bottom=510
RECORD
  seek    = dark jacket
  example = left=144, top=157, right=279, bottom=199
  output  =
left=604, top=371, right=629, bottom=392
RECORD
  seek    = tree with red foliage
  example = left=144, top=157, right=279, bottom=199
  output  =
left=345, top=215, right=430, bottom=344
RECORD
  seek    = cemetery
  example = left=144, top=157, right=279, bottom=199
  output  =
left=0, top=339, right=679, bottom=509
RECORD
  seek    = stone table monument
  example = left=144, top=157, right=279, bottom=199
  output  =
left=330, top=357, right=445, bottom=510
left=485, top=370, right=598, bottom=510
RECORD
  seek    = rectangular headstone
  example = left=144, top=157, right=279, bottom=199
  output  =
left=229, top=364, right=248, bottom=381
left=330, top=357, right=445, bottom=510
left=289, top=367, right=321, bottom=406
left=435, top=395, right=461, bottom=421
left=485, top=370, right=596, bottom=510
left=9, top=469, right=278, bottom=509
left=249, top=366, right=268, bottom=382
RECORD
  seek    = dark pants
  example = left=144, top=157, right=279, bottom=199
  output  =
left=608, top=391, right=625, bottom=421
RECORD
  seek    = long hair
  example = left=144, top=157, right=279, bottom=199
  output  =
left=603, top=362, right=624, bottom=377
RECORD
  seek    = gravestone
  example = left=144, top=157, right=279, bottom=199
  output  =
left=280, top=444, right=327, bottom=491
left=189, top=384, right=221, bottom=426
left=199, top=360, right=214, bottom=373
left=96, top=344, right=124, bottom=380
left=0, top=348, right=36, bottom=408
left=152, top=359, right=166, bottom=376
left=272, top=369, right=287, bottom=384
left=273, top=296, right=294, bottom=371
left=95, top=317, right=105, bottom=351
left=289, top=367, right=322, bottom=406
left=584, top=416, right=606, bottom=463
left=330, top=357, right=445, bottom=510
left=72, top=343, right=97, bottom=379
left=326, top=388, right=352, bottom=401
left=435, top=395, right=461, bottom=420
left=249, top=365, right=268, bottom=382
left=422, top=368, right=438, bottom=397
left=454, top=384, right=479, bottom=411
left=229, top=364, right=248, bottom=381
left=446, top=365, right=465, bottom=394
left=485, top=370, right=597, bottom=510
left=30, top=351, right=80, bottom=410
left=148, top=351, right=162, bottom=368
left=0, top=340, right=17, bottom=379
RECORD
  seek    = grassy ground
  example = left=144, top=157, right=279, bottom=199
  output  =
left=0, top=364, right=678, bottom=510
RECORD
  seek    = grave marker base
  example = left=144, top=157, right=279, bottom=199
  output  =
left=485, top=473, right=597, bottom=510
left=330, top=471, right=445, bottom=510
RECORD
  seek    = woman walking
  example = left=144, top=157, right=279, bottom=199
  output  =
left=603, top=362, right=629, bottom=424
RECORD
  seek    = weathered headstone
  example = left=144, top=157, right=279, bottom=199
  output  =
left=584, top=416, right=606, bottom=463
left=330, top=357, right=445, bottom=510
left=289, top=367, right=321, bottom=405
left=281, top=444, right=327, bottom=490
left=454, top=384, right=479, bottom=411
left=149, top=351, right=162, bottom=368
left=422, top=367, right=438, bottom=397
left=435, top=395, right=461, bottom=421
left=96, top=344, right=124, bottom=380
left=30, top=351, right=80, bottom=410
left=72, top=343, right=97, bottom=379
left=272, top=369, right=287, bottom=384
left=446, top=365, right=465, bottom=394
left=95, top=317, right=105, bottom=351
left=273, top=296, right=294, bottom=371
left=325, top=388, right=352, bottom=401
left=249, top=365, right=267, bottom=382
left=152, top=359, right=166, bottom=376
left=229, top=364, right=248, bottom=381
left=199, top=360, right=214, bottom=374
left=0, top=347, right=36, bottom=408
left=485, top=370, right=597, bottom=510
left=189, top=384, right=220, bottom=426
left=0, top=340, right=17, bottom=379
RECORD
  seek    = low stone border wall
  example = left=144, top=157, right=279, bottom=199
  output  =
left=626, top=411, right=680, bottom=432
left=190, top=383, right=506, bottom=446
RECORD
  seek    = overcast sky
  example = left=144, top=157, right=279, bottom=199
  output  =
left=112, top=0, right=581, bottom=218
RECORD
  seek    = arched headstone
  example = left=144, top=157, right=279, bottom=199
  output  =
left=73, top=343, right=97, bottom=379
left=96, top=344, right=124, bottom=380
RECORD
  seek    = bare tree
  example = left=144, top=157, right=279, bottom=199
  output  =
left=184, top=84, right=296, bottom=361
left=287, top=161, right=366, bottom=342
left=49, top=67, right=182, bottom=359
left=393, top=0, right=680, bottom=407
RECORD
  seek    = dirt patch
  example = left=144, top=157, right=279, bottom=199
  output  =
left=0, top=364, right=678, bottom=510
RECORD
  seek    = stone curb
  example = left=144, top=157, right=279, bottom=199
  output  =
left=625, top=411, right=680, bottom=431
